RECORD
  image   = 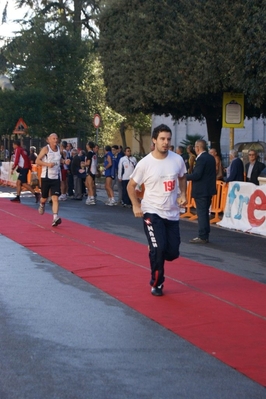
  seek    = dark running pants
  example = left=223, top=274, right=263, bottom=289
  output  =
left=122, top=180, right=131, bottom=205
left=143, top=213, right=181, bottom=288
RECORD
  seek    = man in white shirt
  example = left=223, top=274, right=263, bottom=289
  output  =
left=36, top=133, right=70, bottom=227
left=127, top=124, right=187, bottom=296
left=118, top=147, right=137, bottom=207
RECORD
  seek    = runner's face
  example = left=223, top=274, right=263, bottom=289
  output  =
left=48, top=134, right=58, bottom=148
left=154, top=132, right=171, bottom=154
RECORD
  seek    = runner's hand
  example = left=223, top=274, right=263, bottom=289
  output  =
left=132, top=204, right=143, bottom=218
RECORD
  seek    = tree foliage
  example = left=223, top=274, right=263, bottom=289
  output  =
left=0, top=16, right=127, bottom=144
left=1, top=16, right=94, bottom=138
left=0, top=1, right=154, bottom=149
left=84, top=56, right=126, bottom=146
left=98, top=0, right=266, bottom=153
left=12, top=0, right=101, bottom=39
left=0, top=88, right=46, bottom=135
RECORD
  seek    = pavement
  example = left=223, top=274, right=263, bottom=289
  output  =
left=0, top=184, right=266, bottom=399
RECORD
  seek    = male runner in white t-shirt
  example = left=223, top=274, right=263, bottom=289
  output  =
left=127, top=124, right=187, bottom=296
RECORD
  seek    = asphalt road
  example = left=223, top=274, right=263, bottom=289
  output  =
left=0, top=185, right=265, bottom=399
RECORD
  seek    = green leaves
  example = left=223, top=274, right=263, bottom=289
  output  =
left=98, top=0, right=266, bottom=152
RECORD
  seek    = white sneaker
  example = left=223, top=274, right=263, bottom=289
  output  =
left=107, top=199, right=117, bottom=206
left=86, top=198, right=96, bottom=205
left=58, top=194, right=67, bottom=201
left=105, top=198, right=111, bottom=205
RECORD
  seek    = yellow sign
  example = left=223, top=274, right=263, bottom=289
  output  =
left=222, top=93, right=244, bottom=128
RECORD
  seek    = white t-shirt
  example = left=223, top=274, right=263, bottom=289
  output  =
left=118, top=155, right=137, bottom=180
left=130, top=151, right=186, bottom=220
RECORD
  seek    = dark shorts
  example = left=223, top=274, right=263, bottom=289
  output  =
left=41, top=178, right=61, bottom=198
left=86, top=171, right=95, bottom=181
left=17, top=168, right=29, bottom=184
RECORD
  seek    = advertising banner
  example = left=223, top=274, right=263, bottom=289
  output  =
left=61, top=137, right=78, bottom=149
left=0, top=162, right=18, bottom=187
left=218, top=182, right=266, bottom=236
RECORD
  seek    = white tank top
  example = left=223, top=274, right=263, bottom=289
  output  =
left=41, top=145, right=61, bottom=179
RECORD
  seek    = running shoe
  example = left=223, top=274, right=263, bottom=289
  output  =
left=10, top=196, right=20, bottom=202
left=38, top=204, right=45, bottom=215
left=52, top=217, right=62, bottom=227
left=58, top=194, right=67, bottom=201
left=189, top=237, right=209, bottom=244
left=151, top=284, right=164, bottom=296
left=86, top=198, right=96, bottom=205
left=107, top=199, right=117, bottom=206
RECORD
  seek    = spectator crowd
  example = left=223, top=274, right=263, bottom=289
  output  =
left=3, top=136, right=265, bottom=211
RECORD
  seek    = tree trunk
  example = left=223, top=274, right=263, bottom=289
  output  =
left=73, top=0, right=82, bottom=38
left=201, top=107, right=222, bottom=155
left=119, top=121, right=127, bottom=149
left=138, top=133, right=146, bottom=155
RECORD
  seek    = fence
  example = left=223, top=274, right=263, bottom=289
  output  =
left=180, top=180, right=228, bottom=224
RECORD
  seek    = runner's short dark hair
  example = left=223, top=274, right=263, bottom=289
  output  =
left=152, top=124, right=172, bottom=139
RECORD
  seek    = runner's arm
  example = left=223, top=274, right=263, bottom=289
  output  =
left=36, top=147, right=55, bottom=168
left=178, top=175, right=187, bottom=206
left=127, top=178, right=143, bottom=218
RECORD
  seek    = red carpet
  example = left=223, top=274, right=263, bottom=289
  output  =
left=1, top=199, right=266, bottom=387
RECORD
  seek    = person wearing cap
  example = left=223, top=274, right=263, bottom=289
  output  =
left=10, top=140, right=40, bottom=203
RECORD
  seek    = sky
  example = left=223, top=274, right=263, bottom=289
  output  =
left=0, top=1, right=26, bottom=40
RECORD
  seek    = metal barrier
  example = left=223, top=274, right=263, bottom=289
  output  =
left=210, top=181, right=228, bottom=224
left=0, top=162, right=41, bottom=192
left=180, top=180, right=228, bottom=223
left=1, top=163, right=228, bottom=222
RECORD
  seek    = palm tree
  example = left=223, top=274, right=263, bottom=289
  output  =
left=180, top=133, right=205, bottom=149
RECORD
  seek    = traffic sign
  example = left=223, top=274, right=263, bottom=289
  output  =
left=93, top=114, right=101, bottom=128
left=13, top=118, right=28, bottom=134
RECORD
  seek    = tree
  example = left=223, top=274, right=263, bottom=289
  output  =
left=1, top=15, right=96, bottom=138
left=83, top=56, right=151, bottom=150
left=0, top=88, right=46, bottom=135
left=180, top=134, right=205, bottom=150
left=1, top=1, right=153, bottom=149
left=7, top=0, right=101, bottom=39
left=98, top=0, right=265, bottom=154
left=124, top=112, right=151, bottom=155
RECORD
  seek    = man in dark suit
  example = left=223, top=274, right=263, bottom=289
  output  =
left=186, top=140, right=216, bottom=244
left=245, top=150, right=265, bottom=185
left=225, top=150, right=244, bottom=182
